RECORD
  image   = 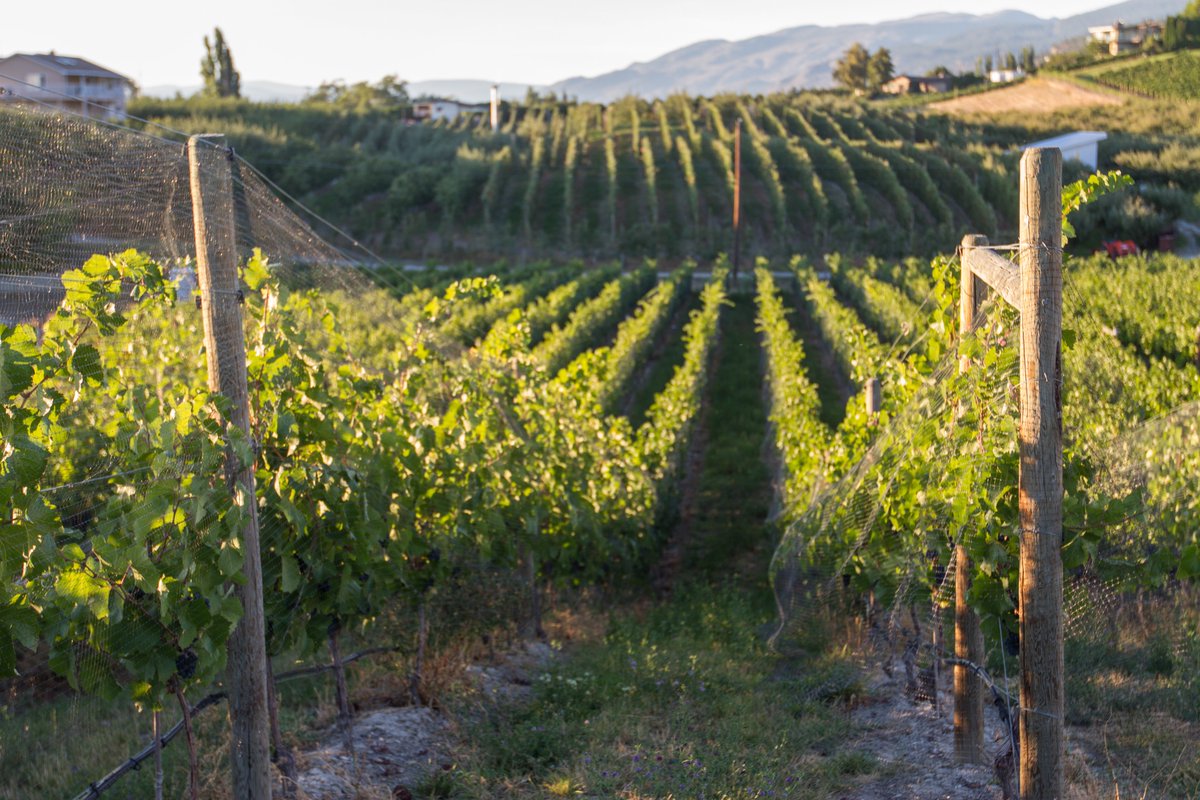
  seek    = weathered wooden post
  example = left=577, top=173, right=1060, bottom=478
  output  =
left=864, top=377, right=882, bottom=416
left=955, top=234, right=988, bottom=765
left=1018, top=147, right=1064, bottom=800
left=188, top=133, right=273, bottom=800
left=732, top=118, right=742, bottom=278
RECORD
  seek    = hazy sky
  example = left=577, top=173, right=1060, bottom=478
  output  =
left=4, top=0, right=1118, bottom=88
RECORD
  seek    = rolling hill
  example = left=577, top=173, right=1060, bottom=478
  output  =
left=551, top=0, right=1186, bottom=101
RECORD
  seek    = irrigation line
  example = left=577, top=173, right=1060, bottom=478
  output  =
left=70, top=644, right=403, bottom=800
left=73, top=691, right=226, bottom=800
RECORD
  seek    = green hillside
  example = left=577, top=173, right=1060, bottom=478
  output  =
left=128, top=94, right=1015, bottom=261
left=1083, top=49, right=1200, bottom=99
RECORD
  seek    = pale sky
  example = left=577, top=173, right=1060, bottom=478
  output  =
left=3, top=0, right=1117, bottom=89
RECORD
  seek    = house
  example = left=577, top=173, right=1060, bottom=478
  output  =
left=880, top=75, right=953, bottom=95
left=988, top=68, right=1025, bottom=83
left=0, top=52, right=133, bottom=119
left=412, top=97, right=488, bottom=122
left=1022, top=131, right=1107, bottom=171
left=1088, top=20, right=1163, bottom=55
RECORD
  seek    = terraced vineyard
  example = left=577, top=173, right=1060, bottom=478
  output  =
left=129, top=95, right=1008, bottom=259
left=1088, top=51, right=1200, bottom=101
left=2, top=93, right=1198, bottom=800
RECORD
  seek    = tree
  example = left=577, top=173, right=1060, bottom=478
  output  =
left=1020, top=46, right=1038, bottom=74
left=833, top=43, right=871, bottom=93
left=983, top=55, right=994, bottom=75
left=200, top=27, right=240, bottom=98
left=1163, top=13, right=1200, bottom=50
left=305, top=76, right=409, bottom=112
left=867, top=48, right=895, bottom=91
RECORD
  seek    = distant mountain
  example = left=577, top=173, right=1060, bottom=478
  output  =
left=141, top=79, right=544, bottom=105
left=408, top=80, right=547, bottom=104
left=141, top=80, right=312, bottom=103
left=550, top=0, right=1187, bottom=102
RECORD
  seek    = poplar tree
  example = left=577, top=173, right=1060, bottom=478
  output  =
left=201, top=27, right=241, bottom=99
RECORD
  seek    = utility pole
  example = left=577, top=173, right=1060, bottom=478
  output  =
left=732, top=118, right=742, bottom=278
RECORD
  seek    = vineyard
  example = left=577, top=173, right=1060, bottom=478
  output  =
left=125, top=94, right=1015, bottom=260
left=0, top=81, right=1198, bottom=800
left=1086, top=51, right=1200, bottom=101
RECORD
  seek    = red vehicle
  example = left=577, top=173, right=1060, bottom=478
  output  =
left=1102, top=240, right=1140, bottom=258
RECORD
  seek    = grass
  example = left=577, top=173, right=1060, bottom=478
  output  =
left=449, top=586, right=867, bottom=800
left=1062, top=591, right=1200, bottom=799
left=684, top=295, right=775, bottom=575
left=0, top=605, right=439, bottom=799
left=443, top=296, right=872, bottom=799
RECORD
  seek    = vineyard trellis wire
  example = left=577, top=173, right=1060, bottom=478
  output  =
left=767, top=162, right=1199, bottom=799
left=2, top=81, right=1199, bottom=800
left=0, top=93, right=730, bottom=799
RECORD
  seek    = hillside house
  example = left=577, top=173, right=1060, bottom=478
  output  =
left=880, top=75, right=953, bottom=95
left=1088, top=21, right=1163, bottom=55
left=0, top=53, right=133, bottom=119
left=988, top=68, right=1025, bottom=83
left=1022, top=131, right=1107, bottom=171
left=412, top=98, right=488, bottom=122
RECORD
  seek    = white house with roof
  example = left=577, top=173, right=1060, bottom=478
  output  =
left=1022, top=131, right=1107, bottom=170
left=1088, top=21, right=1164, bottom=55
left=0, top=53, right=133, bottom=119
left=988, top=68, right=1025, bottom=84
left=412, top=97, right=488, bottom=122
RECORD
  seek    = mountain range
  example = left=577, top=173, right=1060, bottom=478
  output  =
left=551, top=0, right=1186, bottom=101
left=141, top=0, right=1185, bottom=105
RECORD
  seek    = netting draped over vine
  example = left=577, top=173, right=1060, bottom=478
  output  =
left=767, top=251, right=1199, bottom=796
left=0, top=91, right=734, bottom=798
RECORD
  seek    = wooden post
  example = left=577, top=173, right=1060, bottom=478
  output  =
left=955, top=234, right=988, bottom=765
left=732, top=118, right=742, bottom=277
left=1017, top=148, right=1064, bottom=800
left=328, top=627, right=356, bottom=760
left=864, top=377, right=882, bottom=416
left=188, top=133, right=273, bottom=800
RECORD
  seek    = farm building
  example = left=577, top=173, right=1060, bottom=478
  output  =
left=1088, top=20, right=1163, bottom=55
left=880, top=75, right=952, bottom=95
left=988, top=68, right=1025, bottom=83
left=1021, top=131, right=1107, bottom=170
left=0, top=52, right=133, bottom=119
left=412, top=97, right=488, bottom=122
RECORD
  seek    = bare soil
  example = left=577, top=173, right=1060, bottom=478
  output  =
left=293, top=641, right=559, bottom=799
left=843, top=663, right=1004, bottom=800
left=929, top=79, right=1123, bottom=116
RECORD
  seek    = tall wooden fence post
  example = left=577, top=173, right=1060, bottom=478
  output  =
left=1017, top=147, right=1064, bottom=800
left=188, top=133, right=273, bottom=800
left=864, top=376, right=882, bottom=416
left=732, top=118, right=742, bottom=278
left=955, top=234, right=988, bottom=765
